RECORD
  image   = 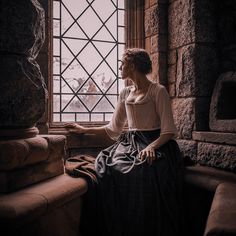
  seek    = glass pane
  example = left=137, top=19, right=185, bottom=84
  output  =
left=53, top=20, right=60, bottom=36
left=92, top=0, right=115, bottom=22
left=53, top=76, right=60, bottom=93
left=78, top=43, right=102, bottom=74
left=118, top=10, right=124, bottom=26
left=78, top=7, right=102, bottom=38
left=53, top=0, right=125, bottom=122
left=118, top=27, right=125, bottom=43
left=91, top=113, right=103, bottom=122
left=53, top=57, right=60, bottom=74
left=61, top=113, right=75, bottom=121
left=53, top=95, right=60, bottom=112
left=53, top=1, right=60, bottom=18
left=53, top=38, right=60, bottom=56
left=76, top=113, right=89, bottom=122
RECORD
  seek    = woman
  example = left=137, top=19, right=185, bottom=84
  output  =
left=66, top=48, right=184, bottom=236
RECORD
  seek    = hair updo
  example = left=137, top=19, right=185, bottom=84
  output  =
left=123, top=48, right=152, bottom=74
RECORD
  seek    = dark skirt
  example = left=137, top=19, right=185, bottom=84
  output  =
left=80, top=130, right=184, bottom=236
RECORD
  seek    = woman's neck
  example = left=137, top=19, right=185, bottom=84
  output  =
left=131, top=74, right=151, bottom=91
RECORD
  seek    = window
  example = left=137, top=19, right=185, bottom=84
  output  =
left=52, top=0, right=125, bottom=123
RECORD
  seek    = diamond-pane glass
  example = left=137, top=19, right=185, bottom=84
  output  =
left=53, top=0, right=125, bottom=122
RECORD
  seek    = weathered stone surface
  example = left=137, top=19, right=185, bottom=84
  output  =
left=151, top=34, right=167, bottom=53
left=168, top=49, right=177, bottom=65
left=0, top=159, right=64, bottom=193
left=0, top=135, right=66, bottom=171
left=176, top=44, right=218, bottom=97
left=172, top=98, right=195, bottom=139
left=209, top=72, right=236, bottom=133
left=0, top=55, right=47, bottom=127
left=195, top=142, right=236, bottom=172
left=145, top=5, right=159, bottom=37
left=0, top=1, right=47, bottom=129
left=168, top=64, right=176, bottom=83
left=177, top=139, right=197, bottom=160
left=168, top=0, right=195, bottom=49
left=168, top=83, right=176, bottom=98
left=0, top=0, right=45, bottom=58
left=193, top=131, right=236, bottom=146
left=176, top=44, right=196, bottom=97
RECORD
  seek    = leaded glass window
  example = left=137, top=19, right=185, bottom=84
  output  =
left=52, top=0, right=125, bottom=122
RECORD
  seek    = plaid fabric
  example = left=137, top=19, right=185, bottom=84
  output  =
left=80, top=130, right=184, bottom=236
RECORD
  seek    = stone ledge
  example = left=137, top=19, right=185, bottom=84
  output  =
left=204, top=182, right=236, bottom=236
left=0, top=174, right=87, bottom=229
left=192, top=131, right=236, bottom=145
left=184, top=165, right=236, bottom=192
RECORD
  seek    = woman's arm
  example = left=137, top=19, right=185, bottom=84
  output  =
left=65, top=123, right=108, bottom=137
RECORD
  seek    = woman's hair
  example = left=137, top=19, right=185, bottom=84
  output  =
left=123, top=48, right=152, bottom=74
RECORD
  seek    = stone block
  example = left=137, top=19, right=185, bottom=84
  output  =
left=168, top=49, right=177, bottom=65
left=0, top=174, right=87, bottom=234
left=145, top=5, right=158, bottom=37
left=168, top=83, right=176, bottom=98
left=176, top=44, right=218, bottom=97
left=169, top=0, right=195, bottom=49
left=172, top=98, right=196, bottom=139
left=0, top=135, right=66, bottom=171
left=151, top=33, right=167, bottom=53
left=177, top=139, right=197, bottom=160
left=0, top=159, right=64, bottom=193
left=195, top=142, right=236, bottom=172
left=168, top=64, right=176, bottom=83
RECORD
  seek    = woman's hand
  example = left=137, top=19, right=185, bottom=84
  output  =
left=64, top=123, right=85, bottom=134
left=139, top=145, right=156, bottom=165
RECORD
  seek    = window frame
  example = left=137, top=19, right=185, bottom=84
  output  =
left=47, top=0, right=145, bottom=132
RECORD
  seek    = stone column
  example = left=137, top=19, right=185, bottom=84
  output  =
left=0, top=0, right=47, bottom=139
left=0, top=1, right=65, bottom=193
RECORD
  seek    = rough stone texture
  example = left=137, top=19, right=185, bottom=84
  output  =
left=176, top=44, right=218, bottom=97
left=177, top=139, right=197, bottom=160
left=168, top=0, right=195, bottom=49
left=195, top=142, right=236, bottom=172
left=0, top=135, right=66, bottom=171
left=193, top=131, right=236, bottom=146
left=168, top=64, right=176, bottom=83
left=172, top=98, right=196, bottom=139
left=168, top=83, right=176, bottom=98
left=0, top=0, right=47, bottom=129
left=0, top=0, right=45, bottom=58
left=0, top=135, right=66, bottom=193
left=168, top=49, right=177, bottom=65
left=0, top=159, right=64, bottom=193
left=0, top=174, right=87, bottom=234
left=209, top=72, right=236, bottom=132
left=145, top=5, right=159, bottom=37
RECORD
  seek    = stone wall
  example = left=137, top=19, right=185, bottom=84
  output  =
left=167, top=0, right=236, bottom=171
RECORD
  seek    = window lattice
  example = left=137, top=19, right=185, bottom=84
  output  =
left=53, top=0, right=125, bottom=122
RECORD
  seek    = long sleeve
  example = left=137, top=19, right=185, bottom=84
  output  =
left=155, top=86, right=178, bottom=137
left=104, top=88, right=128, bottom=140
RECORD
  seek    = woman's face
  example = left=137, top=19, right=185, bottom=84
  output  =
left=119, top=57, right=132, bottom=80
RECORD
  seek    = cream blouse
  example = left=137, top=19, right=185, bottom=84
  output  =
left=105, top=83, right=178, bottom=140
